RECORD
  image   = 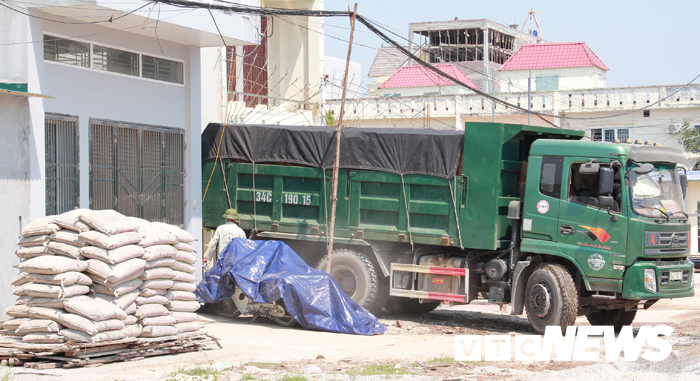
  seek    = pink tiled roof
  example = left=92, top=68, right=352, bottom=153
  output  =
left=378, top=64, right=479, bottom=89
left=500, top=42, right=609, bottom=71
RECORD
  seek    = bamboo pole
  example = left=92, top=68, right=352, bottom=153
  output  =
left=326, top=3, right=358, bottom=273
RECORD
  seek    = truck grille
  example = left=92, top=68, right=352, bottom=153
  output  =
left=644, top=231, right=689, bottom=256
left=659, top=269, right=691, bottom=285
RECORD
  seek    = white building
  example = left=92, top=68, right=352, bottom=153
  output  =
left=0, top=0, right=260, bottom=316
left=499, top=42, right=608, bottom=93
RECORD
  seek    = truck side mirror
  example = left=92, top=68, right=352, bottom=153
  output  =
left=598, top=167, right=614, bottom=195
left=598, top=195, right=618, bottom=222
left=579, top=160, right=600, bottom=174
left=680, top=173, right=688, bottom=200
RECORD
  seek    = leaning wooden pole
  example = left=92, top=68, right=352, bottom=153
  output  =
left=326, top=3, right=358, bottom=273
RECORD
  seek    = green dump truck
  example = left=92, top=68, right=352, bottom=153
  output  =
left=201, top=122, right=694, bottom=333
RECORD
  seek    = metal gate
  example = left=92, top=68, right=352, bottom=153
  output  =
left=89, top=119, right=184, bottom=226
left=45, top=114, right=79, bottom=215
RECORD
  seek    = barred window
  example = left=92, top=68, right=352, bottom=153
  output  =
left=142, top=55, right=184, bottom=84
left=43, top=35, right=89, bottom=67
left=93, top=45, right=139, bottom=76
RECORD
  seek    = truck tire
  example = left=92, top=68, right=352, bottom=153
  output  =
left=317, top=249, right=385, bottom=314
left=210, top=297, right=241, bottom=319
left=524, top=263, right=578, bottom=334
left=385, top=297, right=441, bottom=314
left=586, top=309, right=637, bottom=332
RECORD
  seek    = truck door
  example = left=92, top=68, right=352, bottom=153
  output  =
left=557, top=158, right=628, bottom=280
left=522, top=155, right=564, bottom=242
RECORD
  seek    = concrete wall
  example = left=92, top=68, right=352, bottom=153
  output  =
left=0, top=95, right=32, bottom=316
left=502, top=66, right=607, bottom=93
left=378, top=85, right=471, bottom=98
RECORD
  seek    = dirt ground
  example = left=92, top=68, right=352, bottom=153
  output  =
left=8, top=273, right=700, bottom=381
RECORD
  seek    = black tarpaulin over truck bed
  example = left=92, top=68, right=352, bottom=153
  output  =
left=202, top=123, right=465, bottom=179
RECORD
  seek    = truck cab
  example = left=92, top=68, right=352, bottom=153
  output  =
left=517, top=140, right=694, bottom=331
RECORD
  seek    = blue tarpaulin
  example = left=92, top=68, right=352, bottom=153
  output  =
left=195, top=239, right=386, bottom=336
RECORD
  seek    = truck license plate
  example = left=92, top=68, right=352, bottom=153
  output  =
left=669, top=271, right=683, bottom=281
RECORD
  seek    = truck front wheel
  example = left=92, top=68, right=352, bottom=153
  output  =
left=525, top=263, right=578, bottom=334
left=586, top=309, right=636, bottom=332
left=317, top=249, right=385, bottom=314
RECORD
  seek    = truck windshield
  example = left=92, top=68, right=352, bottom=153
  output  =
left=629, top=164, right=686, bottom=219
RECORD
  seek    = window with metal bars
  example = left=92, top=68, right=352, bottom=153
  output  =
left=590, top=127, right=630, bottom=142
left=89, top=119, right=185, bottom=226
left=45, top=114, right=80, bottom=215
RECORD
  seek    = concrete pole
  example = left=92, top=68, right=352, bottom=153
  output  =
left=527, top=68, right=532, bottom=125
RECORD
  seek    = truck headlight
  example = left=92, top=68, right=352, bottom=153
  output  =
left=644, top=268, right=657, bottom=293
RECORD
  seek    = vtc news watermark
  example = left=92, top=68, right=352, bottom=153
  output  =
left=455, top=325, right=673, bottom=362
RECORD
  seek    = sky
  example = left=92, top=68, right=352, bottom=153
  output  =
left=322, top=0, right=700, bottom=89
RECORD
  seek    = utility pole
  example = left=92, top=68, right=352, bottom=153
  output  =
left=527, top=68, right=532, bottom=125
left=326, top=3, right=358, bottom=273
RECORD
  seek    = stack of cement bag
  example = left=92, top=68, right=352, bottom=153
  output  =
left=3, top=209, right=202, bottom=344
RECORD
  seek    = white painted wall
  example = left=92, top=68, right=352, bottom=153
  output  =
left=0, top=95, right=31, bottom=317
left=501, top=66, right=607, bottom=93
left=379, top=84, right=472, bottom=98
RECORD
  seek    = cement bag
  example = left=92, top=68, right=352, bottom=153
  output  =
left=49, top=230, right=85, bottom=247
left=27, top=295, right=92, bottom=309
left=15, top=245, right=52, bottom=259
left=79, top=231, right=140, bottom=250
left=17, top=256, right=87, bottom=275
left=124, top=315, right=137, bottom=326
left=122, top=324, right=142, bottom=338
left=173, top=242, right=194, bottom=253
left=12, top=283, right=29, bottom=296
left=89, top=272, right=142, bottom=290
left=142, top=245, right=177, bottom=261
left=5, top=305, right=30, bottom=318
left=53, top=209, right=91, bottom=232
left=139, top=288, right=166, bottom=297
left=124, top=302, right=137, bottom=316
left=15, top=295, right=31, bottom=305
left=166, top=301, right=200, bottom=312
left=59, top=313, right=125, bottom=336
left=174, top=250, right=197, bottom=264
left=86, top=258, right=146, bottom=284
left=26, top=307, right=63, bottom=321
left=171, top=282, right=197, bottom=293
left=2, top=318, right=31, bottom=331
left=170, top=261, right=195, bottom=274
left=26, top=272, right=92, bottom=286
left=170, top=312, right=197, bottom=323
left=140, top=325, right=177, bottom=338
left=146, top=258, right=176, bottom=269
left=171, top=271, right=196, bottom=283
left=21, top=216, right=60, bottom=237
left=91, top=278, right=143, bottom=297
left=95, top=290, right=139, bottom=310
left=79, top=209, right=138, bottom=235
left=136, top=295, right=168, bottom=306
left=164, top=291, right=197, bottom=302
left=80, top=245, right=144, bottom=265
left=59, top=328, right=126, bottom=343
left=140, top=267, right=174, bottom=281
left=47, top=241, right=82, bottom=260
left=140, top=279, right=173, bottom=290
left=140, top=315, right=177, bottom=326
left=137, top=224, right=178, bottom=247
left=63, top=298, right=128, bottom=321
left=135, top=304, right=169, bottom=319
left=11, top=272, right=30, bottom=287
left=17, top=235, right=49, bottom=247
left=23, top=283, right=90, bottom=299
left=16, top=319, right=61, bottom=334
left=174, top=322, right=200, bottom=334
left=23, top=333, right=64, bottom=343
left=151, top=222, right=196, bottom=243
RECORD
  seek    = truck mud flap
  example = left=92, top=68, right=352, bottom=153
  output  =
left=389, top=263, right=468, bottom=303
left=510, top=259, right=533, bottom=316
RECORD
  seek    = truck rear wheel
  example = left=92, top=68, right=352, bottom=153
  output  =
left=525, top=263, right=578, bottom=334
left=317, top=249, right=385, bottom=314
left=586, top=308, right=636, bottom=332
left=385, top=297, right=441, bottom=314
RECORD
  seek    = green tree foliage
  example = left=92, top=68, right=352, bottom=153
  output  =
left=678, top=120, right=700, bottom=169
left=324, top=109, right=335, bottom=127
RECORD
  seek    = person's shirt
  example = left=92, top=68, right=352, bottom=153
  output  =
left=209, top=221, right=246, bottom=255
